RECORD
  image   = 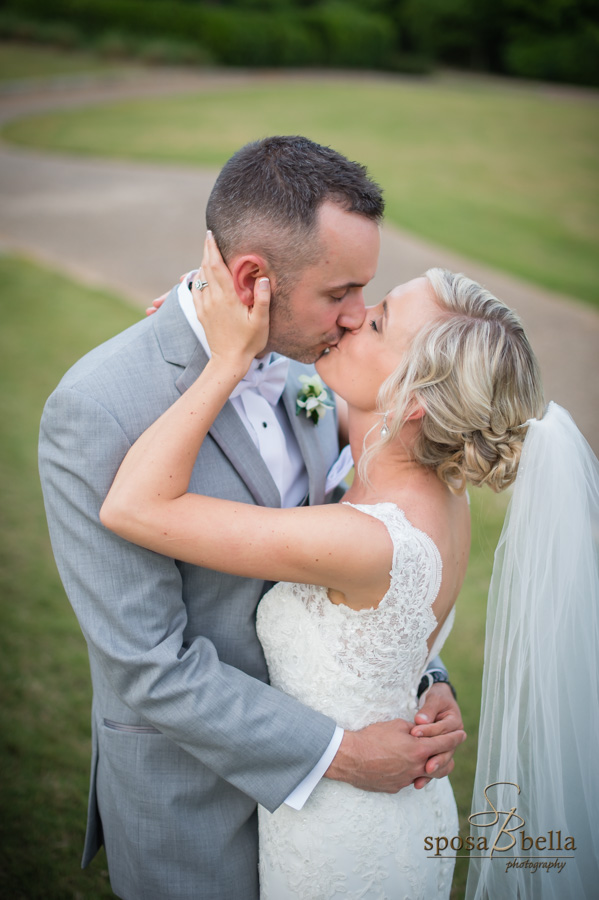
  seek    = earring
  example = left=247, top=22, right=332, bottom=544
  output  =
left=380, top=412, right=390, bottom=437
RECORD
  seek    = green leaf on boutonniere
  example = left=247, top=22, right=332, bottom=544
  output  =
left=295, top=374, right=334, bottom=425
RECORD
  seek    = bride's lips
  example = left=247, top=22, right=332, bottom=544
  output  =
left=326, top=334, right=346, bottom=352
left=320, top=331, right=345, bottom=357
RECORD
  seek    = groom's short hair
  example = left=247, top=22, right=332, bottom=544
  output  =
left=206, top=136, right=384, bottom=280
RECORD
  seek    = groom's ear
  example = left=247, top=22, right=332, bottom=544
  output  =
left=230, top=255, right=270, bottom=308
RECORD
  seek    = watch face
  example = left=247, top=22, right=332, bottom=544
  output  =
left=417, top=673, right=433, bottom=698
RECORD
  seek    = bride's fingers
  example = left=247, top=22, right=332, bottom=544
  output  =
left=413, top=776, right=432, bottom=790
left=424, top=751, right=457, bottom=777
left=198, top=232, right=236, bottom=304
left=246, top=277, right=270, bottom=354
left=411, top=720, right=451, bottom=739
left=419, top=729, right=466, bottom=764
left=252, top=277, right=271, bottom=317
left=205, top=230, right=230, bottom=281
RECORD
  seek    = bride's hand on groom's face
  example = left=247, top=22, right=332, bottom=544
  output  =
left=192, top=232, right=270, bottom=366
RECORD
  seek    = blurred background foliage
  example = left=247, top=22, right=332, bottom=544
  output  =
left=1, top=0, right=599, bottom=85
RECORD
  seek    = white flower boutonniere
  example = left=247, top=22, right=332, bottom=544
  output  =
left=296, top=374, right=334, bottom=425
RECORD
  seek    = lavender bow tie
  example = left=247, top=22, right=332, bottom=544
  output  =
left=230, top=357, right=289, bottom=406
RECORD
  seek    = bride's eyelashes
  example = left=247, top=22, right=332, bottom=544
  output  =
left=369, top=319, right=379, bottom=333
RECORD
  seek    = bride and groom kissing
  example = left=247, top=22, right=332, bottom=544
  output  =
left=40, top=136, right=598, bottom=899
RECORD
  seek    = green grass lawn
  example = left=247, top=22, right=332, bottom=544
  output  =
left=0, top=41, right=127, bottom=83
left=3, top=75, right=598, bottom=308
left=0, top=251, right=507, bottom=898
left=0, top=254, right=138, bottom=899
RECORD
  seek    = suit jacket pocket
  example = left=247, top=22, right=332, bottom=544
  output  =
left=103, top=718, right=161, bottom=734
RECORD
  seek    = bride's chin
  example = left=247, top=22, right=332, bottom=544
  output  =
left=315, top=356, right=340, bottom=397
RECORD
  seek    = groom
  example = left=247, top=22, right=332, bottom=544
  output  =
left=39, top=136, right=465, bottom=900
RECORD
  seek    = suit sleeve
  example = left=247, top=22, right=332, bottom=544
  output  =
left=39, top=386, right=337, bottom=812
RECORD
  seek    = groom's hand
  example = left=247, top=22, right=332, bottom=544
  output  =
left=324, top=717, right=466, bottom=794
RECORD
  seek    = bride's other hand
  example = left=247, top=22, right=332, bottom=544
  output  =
left=146, top=272, right=191, bottom=316
left=326, top=717, right=466, bottom=794
left=146, top=295, right=166, bottom=316
left=411, top=683, right=466, bottom=789
left=192, top=232, right=270, bottom=367
left=412, top=682, right=464, bottom=738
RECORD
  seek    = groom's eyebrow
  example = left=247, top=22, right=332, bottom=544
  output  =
left=328, top=281, right=365, bottom=291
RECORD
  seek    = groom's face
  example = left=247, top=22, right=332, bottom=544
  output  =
left=265, top=202, right=380, bottom=364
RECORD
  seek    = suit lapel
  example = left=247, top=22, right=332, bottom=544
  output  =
left=155, top=288, right=281, bottom=509
left=281, top=362, right=328, bottom=507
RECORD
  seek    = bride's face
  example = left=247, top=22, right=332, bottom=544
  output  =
left=315, top=277, right=441, bottom=412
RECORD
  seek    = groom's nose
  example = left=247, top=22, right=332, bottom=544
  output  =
left=337, top=291, right=366, bottom=332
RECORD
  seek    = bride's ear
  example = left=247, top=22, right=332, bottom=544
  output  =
left=406, top=403, right=425, bottom=422
left=230, top=256, right=270, bottom=308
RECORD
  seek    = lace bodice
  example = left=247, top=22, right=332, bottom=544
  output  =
left=257, top=502, right=454, bottom=731
left=256, top=502, right=458, bottom=900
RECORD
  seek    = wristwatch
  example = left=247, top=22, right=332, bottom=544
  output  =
left=417, top=670, right=457, bottom=700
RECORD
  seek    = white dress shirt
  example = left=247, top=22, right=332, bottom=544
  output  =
left=178, top=281, right=344, bottom=808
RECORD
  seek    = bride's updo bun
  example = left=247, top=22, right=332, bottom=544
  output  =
left=438, top=424, right=525, bottom=493
left=361, top=269, right=545, bottom=494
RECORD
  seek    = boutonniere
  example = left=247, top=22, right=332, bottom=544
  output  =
left=296, top=374, right=334, bottom=425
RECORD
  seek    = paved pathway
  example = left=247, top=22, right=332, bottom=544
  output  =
left=1, top=69, right=597, bottom=451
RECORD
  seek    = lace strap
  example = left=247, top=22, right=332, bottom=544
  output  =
left=342, top=501, right=443, bottom=613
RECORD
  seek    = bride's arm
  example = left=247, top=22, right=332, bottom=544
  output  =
left=101, top=233, right=391, bottom=600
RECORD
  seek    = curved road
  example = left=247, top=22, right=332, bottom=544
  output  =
left=1, top=69, right=597, bottom=451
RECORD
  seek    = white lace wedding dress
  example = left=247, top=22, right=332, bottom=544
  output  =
left=256, top=502, right=458, bottom=900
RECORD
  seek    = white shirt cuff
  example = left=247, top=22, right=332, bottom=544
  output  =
left=283, top=726, right=344, bottom=810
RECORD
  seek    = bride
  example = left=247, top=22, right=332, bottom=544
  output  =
left=101, top=234, right=598, bottom=898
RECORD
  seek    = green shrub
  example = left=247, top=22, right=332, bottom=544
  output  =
left=3, top=0, right=397, bottom=69
left=198, top=9, right=320, bottom=67
left=398, top=0, right=477, bottom=65
left=35, top=20, right=81, bottom=49
left=94, top=30, right=138, bottom=60
left=505, top=27, right=599, bottom=87
left=304, top=4, right=395, bottom=68
left=136, top=37, right=214, bottom=67
left=0, top=10, right=45, bottom=42
left=387, top=52, right=434, bottom=76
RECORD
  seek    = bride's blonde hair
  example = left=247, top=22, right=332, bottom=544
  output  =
left=358, top=268, right=545, bottom=494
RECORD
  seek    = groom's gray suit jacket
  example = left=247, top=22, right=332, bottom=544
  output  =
left=38, top=288, right=339, bottom=900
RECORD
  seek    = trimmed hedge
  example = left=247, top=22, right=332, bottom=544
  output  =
left=3, top=0, right=396, bottom=69
left=3, top=0, right=598, bottom=85
left=504, top=28, right=599, bottom=88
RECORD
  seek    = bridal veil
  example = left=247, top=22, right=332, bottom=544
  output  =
left=466, top=402, right=599, bottom=899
